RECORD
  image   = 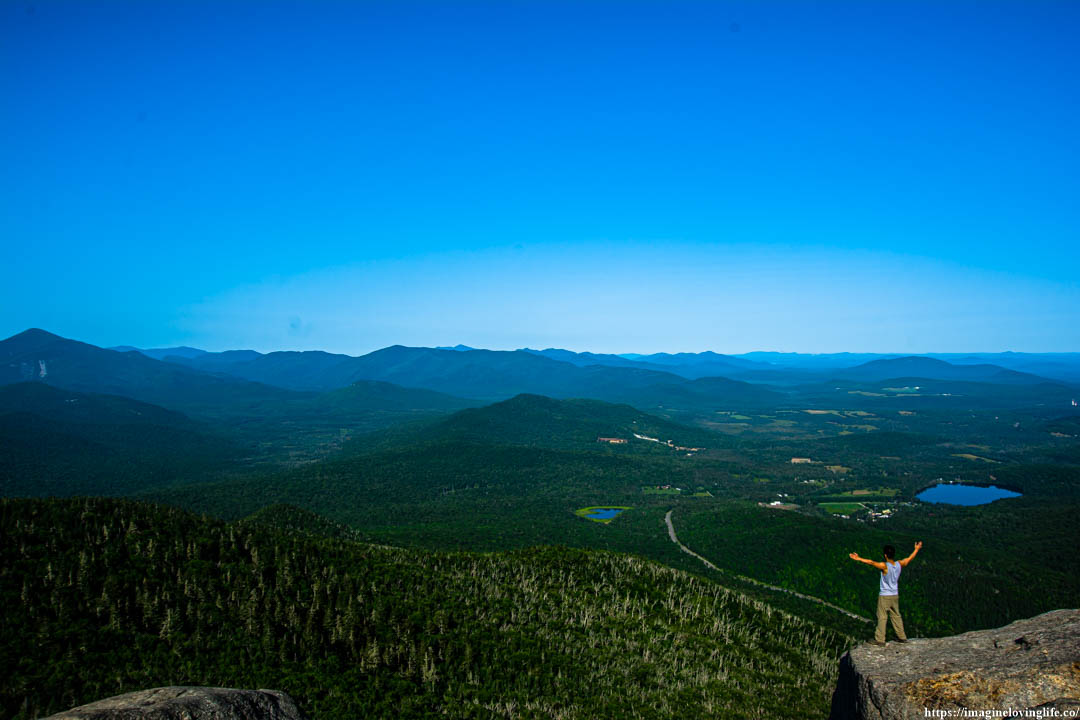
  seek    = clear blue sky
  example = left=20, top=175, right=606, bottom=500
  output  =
left=3, top=1, right=1078, bottom=353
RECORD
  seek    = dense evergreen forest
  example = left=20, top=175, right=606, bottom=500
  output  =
left=1, top=498, right=849, bottom=720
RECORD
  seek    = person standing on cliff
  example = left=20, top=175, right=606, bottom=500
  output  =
left=849, top=541, right=922, bottom=646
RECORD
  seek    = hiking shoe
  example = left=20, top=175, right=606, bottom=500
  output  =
left=895, top=639, right=909, bottom=643
left=869, top=640, right=886, bottom=646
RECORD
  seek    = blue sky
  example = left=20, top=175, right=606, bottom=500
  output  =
left=3, top=1, right=1078, bottom=353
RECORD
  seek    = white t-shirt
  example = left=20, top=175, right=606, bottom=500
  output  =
left=880, top=560, right=901, bottom=596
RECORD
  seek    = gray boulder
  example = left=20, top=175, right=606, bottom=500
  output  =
left=41, top=687, right=307, bottom=720
left=831, top=608, right=1080, bottom=719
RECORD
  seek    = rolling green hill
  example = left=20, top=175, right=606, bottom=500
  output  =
left=0, top=383, right=239, bottom=497
left=353, top=393, right=725, bottom=452
left=137, top=395, right=732, bottom=553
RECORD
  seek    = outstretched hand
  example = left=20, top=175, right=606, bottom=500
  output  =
left=849, top=552, right=860, bottom=560
left=915, top=541, right=923, bottom=551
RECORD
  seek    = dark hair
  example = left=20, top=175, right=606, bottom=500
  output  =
left=883, top=545, right=895, bottom=559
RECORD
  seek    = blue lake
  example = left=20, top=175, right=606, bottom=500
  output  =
left=585, top=508, right=626, bottom=520
left=916, top=483, right=1021, bottom=506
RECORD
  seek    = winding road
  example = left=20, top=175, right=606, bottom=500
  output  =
left=664, top=510, right=871, bottom=624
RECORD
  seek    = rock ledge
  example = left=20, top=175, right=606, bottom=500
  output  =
left=41, top=686, right=307, bottom=720
left=830, top=609, right=1080, bottom=719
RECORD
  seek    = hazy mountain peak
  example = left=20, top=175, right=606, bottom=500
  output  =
left=2, top=328, right=65, bottom=351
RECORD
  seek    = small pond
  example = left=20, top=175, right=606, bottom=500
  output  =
left=916, top=483, right=1021, bottom=506
left=584, top=508, right=626, bottom=520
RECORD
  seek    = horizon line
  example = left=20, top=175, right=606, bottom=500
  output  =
left=7, top=327, right=1080, bottom=358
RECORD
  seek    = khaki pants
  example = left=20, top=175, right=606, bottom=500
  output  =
left=876, top=594, right=906, bottom=643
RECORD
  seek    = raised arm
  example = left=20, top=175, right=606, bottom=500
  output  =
left=899, top=541, right=923, bottom=567
left=849, top=552, right=887, bottom=572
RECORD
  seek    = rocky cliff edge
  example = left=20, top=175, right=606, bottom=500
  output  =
left=40, top=687, right=306, bottom=720
left=830, top=609, right=1080, bottom=719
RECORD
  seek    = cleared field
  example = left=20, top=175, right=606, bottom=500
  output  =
left=951, top=453, right=999, bottom=463
left=834, top=487, right=899, bottom=498
left=760, top=502, right=799, bottom=511
left=642, top=486, right=681, bottom=495
left=699, top=421, right=750, bottom=434
left=819, top=502, right=863, bottom=514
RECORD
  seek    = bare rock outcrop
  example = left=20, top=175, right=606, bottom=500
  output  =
left=40, top=687, right=307, bottom=720
left=830, top=609, right=1080, bottom=719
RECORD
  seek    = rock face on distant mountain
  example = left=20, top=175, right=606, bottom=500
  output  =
left=42, top=686, right=307, bottom=720
left=830, top=609, right=1080, bottom=719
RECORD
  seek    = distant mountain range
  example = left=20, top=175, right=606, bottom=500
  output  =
left=106, top=341, right=1080, bottom=383
left=2, top=330, right=476, bottom=431
left=4, top=330, right=1078, bottom=425
left=520, top=348, right=767, bottom=379
left=35, top=332, right=783, bottom=410
left=738, top=351, right=1080, bottom=380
